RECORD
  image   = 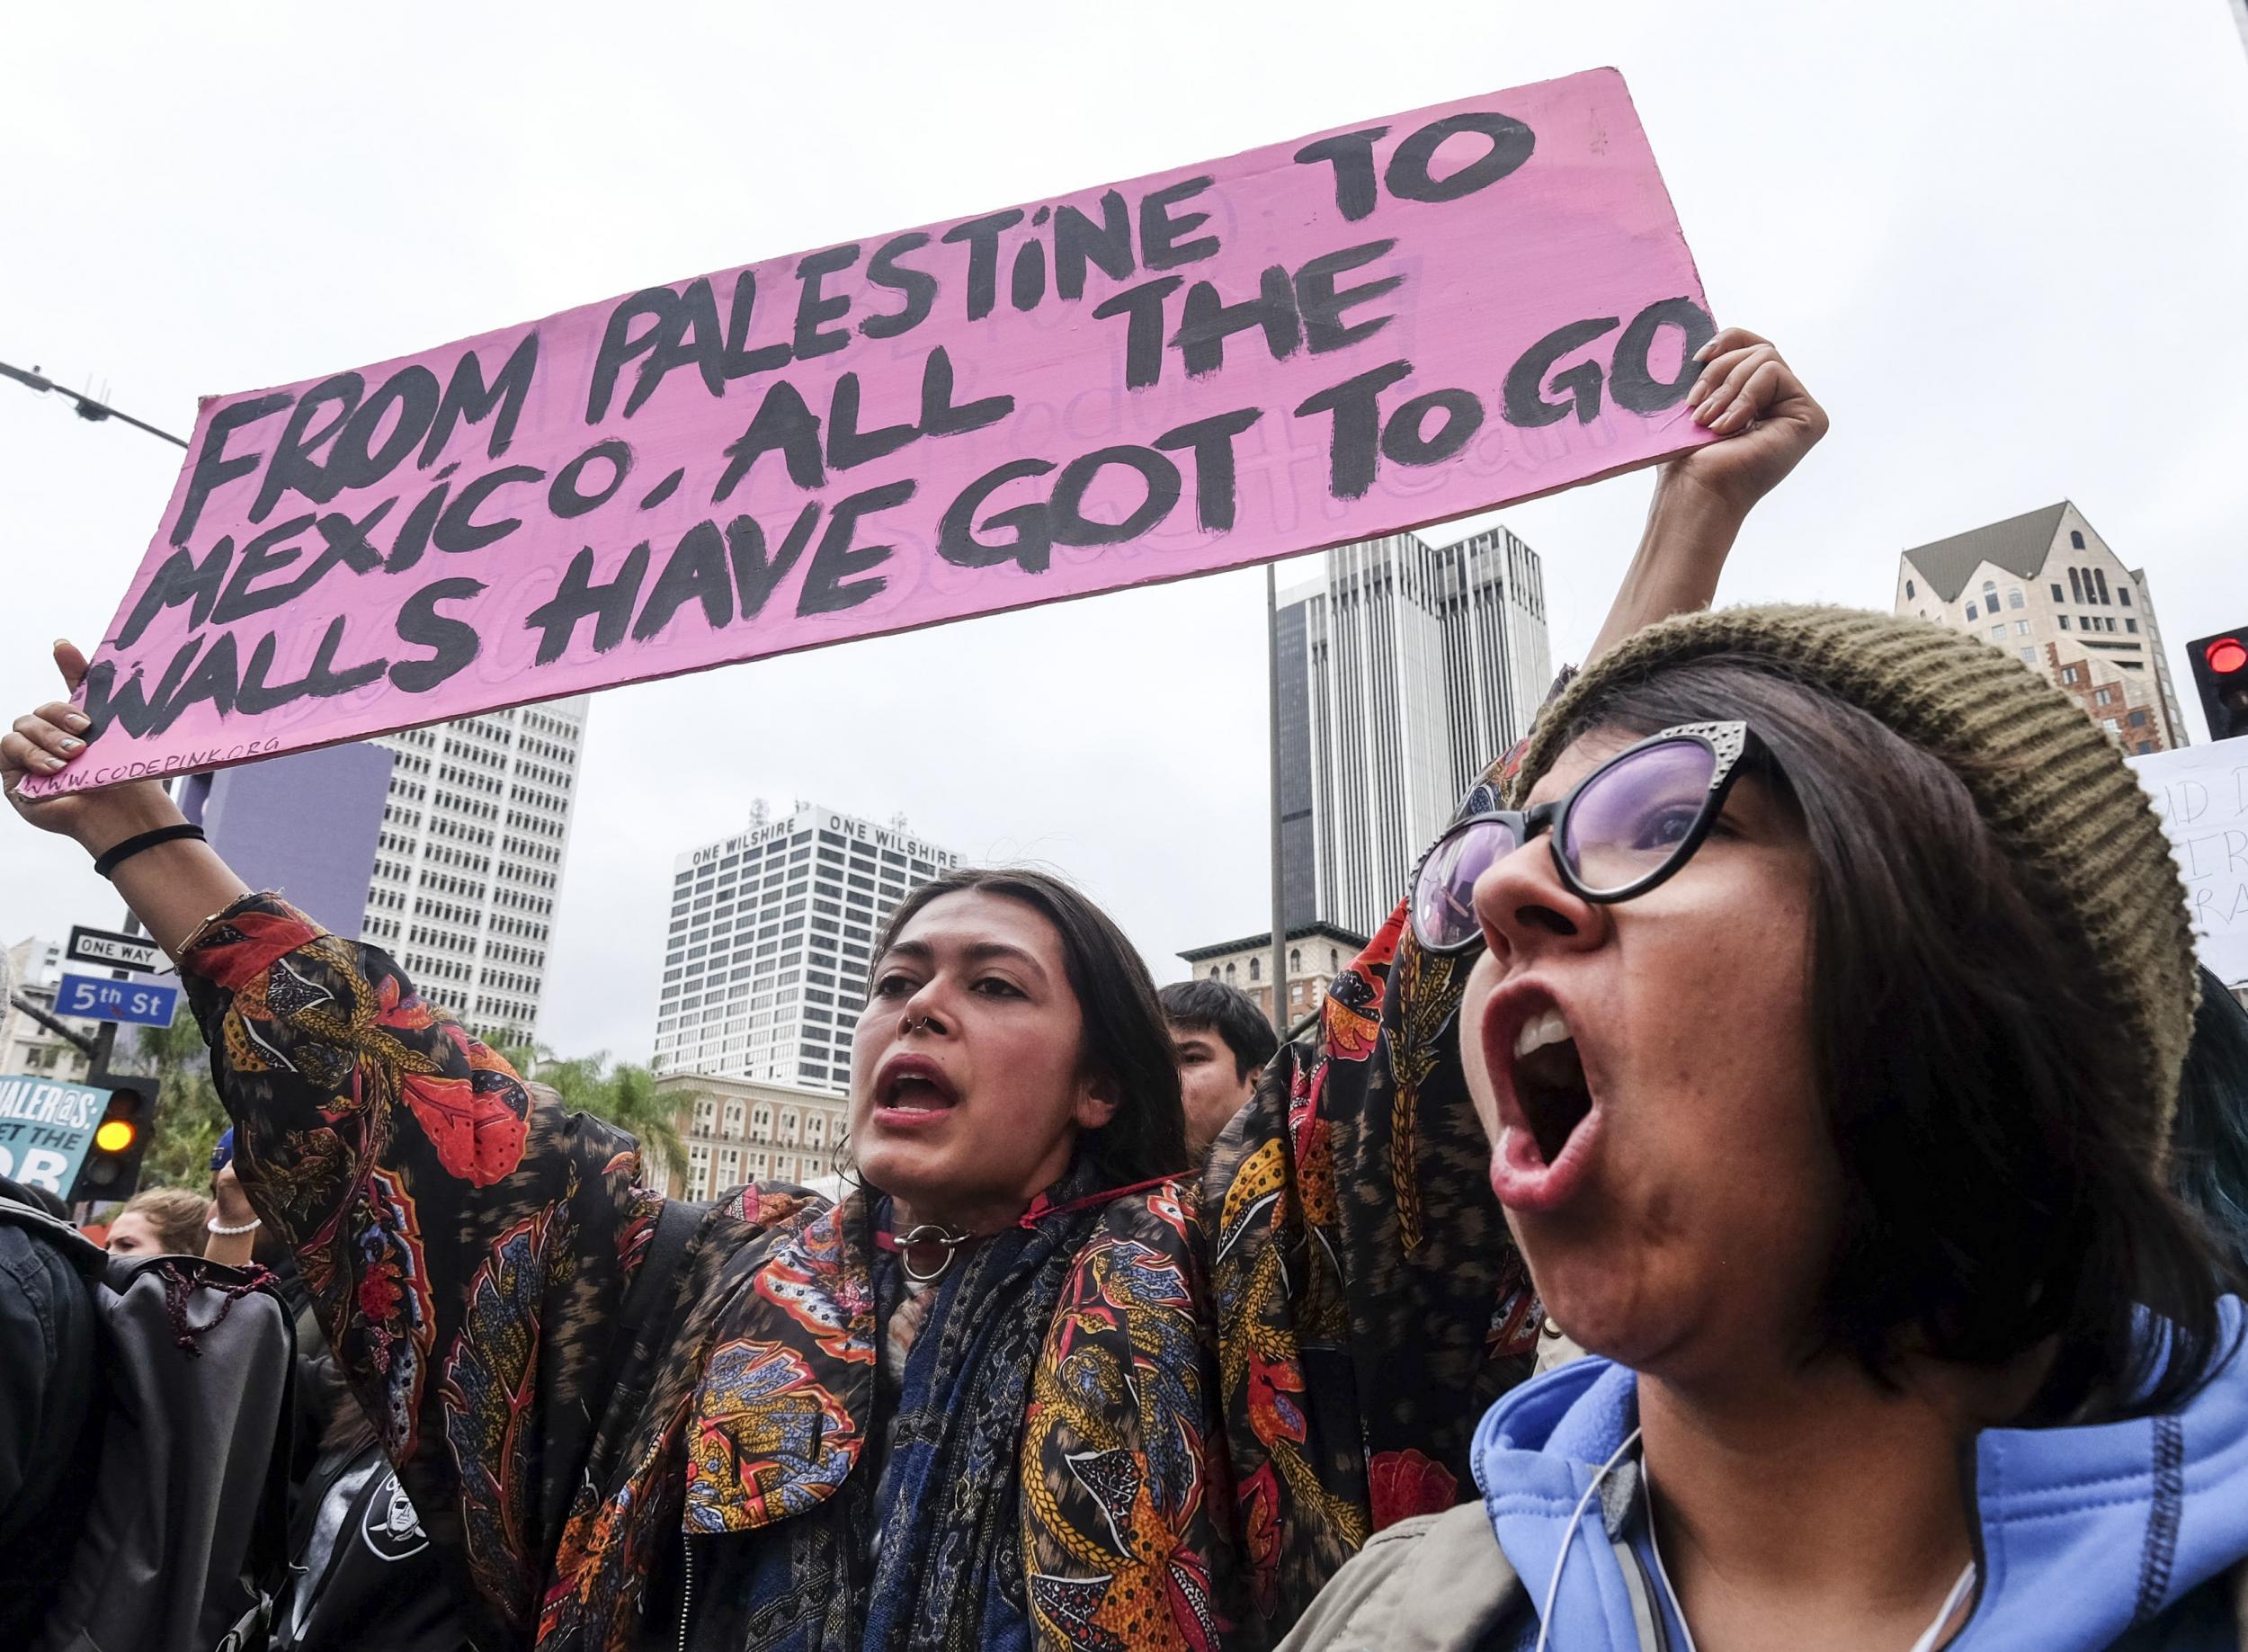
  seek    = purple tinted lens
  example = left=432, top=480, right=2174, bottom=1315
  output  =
left=1559, top=737, right=1718, bottom=894
left=1413, top=817, right=1521, bottom=948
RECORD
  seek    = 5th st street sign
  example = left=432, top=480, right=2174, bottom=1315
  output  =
left=66, top=924, right=164, bottom=975
left=55, top=972, right=180, bottom=1028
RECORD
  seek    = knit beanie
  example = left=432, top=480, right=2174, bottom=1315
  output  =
left=1507, top=603, right=2199, bottom=1148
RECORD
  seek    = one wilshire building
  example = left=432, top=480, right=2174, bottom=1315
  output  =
left=1277, top=527, right=1550, bottom=937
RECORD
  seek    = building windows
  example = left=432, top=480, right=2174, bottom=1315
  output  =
left=2119, top=587, right=2133, bottom=607
left=2069, top=567, right=2084, bottom=604
left=2058, top=615, right=2070, bottom=630
left=2071, top=530, right=2086, bottom=549
left=2062, top=665, right=2083, bottom=685
left=2126, top=619, right=2139, bottom=634
left=1249, top=957, right=1262, bottom=981
left=1905, top=578, right=1916, bottom=599
left=2014, top=620, right=2030, bottom=636
left=1966, top=603, right=1978, bottom=621
left=2051, top=583, right=2065, bottom=603
left=2007, top=589, right=2024, bottom=610
left=2019, top=647, right=2038, bottom=665
left=1990, top=625, right=2006, bottom=643
left=2093, top=568, right=2110, bottom=604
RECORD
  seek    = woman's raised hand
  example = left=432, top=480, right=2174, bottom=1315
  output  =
left=1672, top=326, right=1829, bottom=516
left=1584, top=327, right=1827, bottom=662
left=3, top=639, right=183, bottom=853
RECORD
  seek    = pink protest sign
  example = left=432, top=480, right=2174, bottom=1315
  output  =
left=26, top=67, right=1715, bottom=796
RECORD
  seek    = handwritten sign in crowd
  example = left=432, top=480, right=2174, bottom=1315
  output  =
left=27, top=68, right=1715, bottom=796
left=2131, top=743, right=2248, bottom=986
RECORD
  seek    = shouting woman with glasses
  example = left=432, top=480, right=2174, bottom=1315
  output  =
left=2, top=332, right=1824, bottom=1652
left=1284, top=612, right=2248, bottom=1652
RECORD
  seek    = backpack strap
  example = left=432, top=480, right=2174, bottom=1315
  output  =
left=620, top=1198, right=701, bottom=1342
left=586, top=1198, right=705, bottom=1486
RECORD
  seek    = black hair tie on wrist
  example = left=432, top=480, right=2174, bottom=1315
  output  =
left=93, top=823, right=207, bottom=879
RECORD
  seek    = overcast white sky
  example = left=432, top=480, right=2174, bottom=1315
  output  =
left=5, top=2, right=2246, bottom=1064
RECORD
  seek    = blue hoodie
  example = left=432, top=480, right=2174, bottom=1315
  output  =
left=1472, top=1300, right=2248, bottom=1649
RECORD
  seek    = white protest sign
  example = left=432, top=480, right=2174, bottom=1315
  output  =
left=2128, top=743, right=2248, bottom=986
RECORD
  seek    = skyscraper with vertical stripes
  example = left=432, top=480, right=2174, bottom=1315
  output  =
left=1277, top=526, right=1550, bottom=936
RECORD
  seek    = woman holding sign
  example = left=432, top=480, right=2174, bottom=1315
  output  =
left=4, top=335, right=1821, bottom=1651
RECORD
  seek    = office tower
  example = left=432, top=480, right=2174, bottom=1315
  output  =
left=1278, top=526, right=1551, bottom=935
left=653, top=803, right=962, bottom=1094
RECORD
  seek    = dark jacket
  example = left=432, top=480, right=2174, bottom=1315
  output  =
left=272, top=1435, right=473, bottom=1652
left=0, top=1181, right=99, bottom=1644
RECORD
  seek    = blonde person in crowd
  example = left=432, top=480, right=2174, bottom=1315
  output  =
left=104, top=1184, right=211, bottom=1257
left=5, top=333, right=1822, bottom=1651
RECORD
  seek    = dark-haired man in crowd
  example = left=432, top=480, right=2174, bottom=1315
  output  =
left=1160, top=978, right=1280, bottom=1158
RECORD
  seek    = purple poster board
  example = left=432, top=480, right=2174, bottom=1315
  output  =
left=28, top=67, right=1715, bottom=797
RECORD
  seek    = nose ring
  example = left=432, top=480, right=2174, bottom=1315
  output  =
left=900, top=1014, right=937, bottom=1037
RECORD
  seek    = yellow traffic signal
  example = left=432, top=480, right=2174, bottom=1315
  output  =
left=70, top=1082, right=153, bottom=1202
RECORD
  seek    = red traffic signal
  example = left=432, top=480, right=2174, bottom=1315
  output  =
left=2188, top=628, right=2248, bottom=743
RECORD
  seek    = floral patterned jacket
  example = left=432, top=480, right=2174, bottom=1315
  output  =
left=183, top=893, right=1537, bottom=1650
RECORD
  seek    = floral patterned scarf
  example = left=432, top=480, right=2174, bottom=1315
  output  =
left=857, top=1163, right=1111, bottom=1652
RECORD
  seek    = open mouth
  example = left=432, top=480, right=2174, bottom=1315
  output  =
left=1511, top=1007, right=1593, bottom=1165
left=877, top=1056, right=959, bottom=1114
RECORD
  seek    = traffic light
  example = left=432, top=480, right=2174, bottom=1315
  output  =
left=68, top=1076, right=153, bottom=1203
left=2188, top=630, right=2248, bottom=742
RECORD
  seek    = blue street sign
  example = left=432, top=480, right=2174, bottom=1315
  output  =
left=56, top=971, right=181, bottom=1028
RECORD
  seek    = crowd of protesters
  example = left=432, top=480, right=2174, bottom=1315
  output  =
left=3, top=324, right=2246, bottom=1651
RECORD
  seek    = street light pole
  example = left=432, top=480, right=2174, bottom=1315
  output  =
left=1267, top=564, right=1289, bottom=1035
left=0, top=358, right=189, bottom=449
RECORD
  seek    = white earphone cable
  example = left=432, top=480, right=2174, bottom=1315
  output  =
left=1532, top=1425, right=1643, bottom=1652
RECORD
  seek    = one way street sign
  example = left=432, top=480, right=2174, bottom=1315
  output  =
left=66, top=924, right=164, bottom=975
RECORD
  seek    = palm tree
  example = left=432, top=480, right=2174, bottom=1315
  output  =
left=482, top=1035, right=693, bottom=1186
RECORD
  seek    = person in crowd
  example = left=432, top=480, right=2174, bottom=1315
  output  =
left=2173, top=969, right=2248, bottom=1283
left=0, top=1174, right=97, bottom=1642
left=267, top=1398, right=473, bottom=1652
left=1161, top=978, right=1279, bottom=1156
left=1282, top=608, right=2248, bottom=1650
left=104, top=1183, right=211, bottom=1255
left=208, top=1127, right=471, bottom=1651
left=2, top=330, right=1822, bottom=1650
